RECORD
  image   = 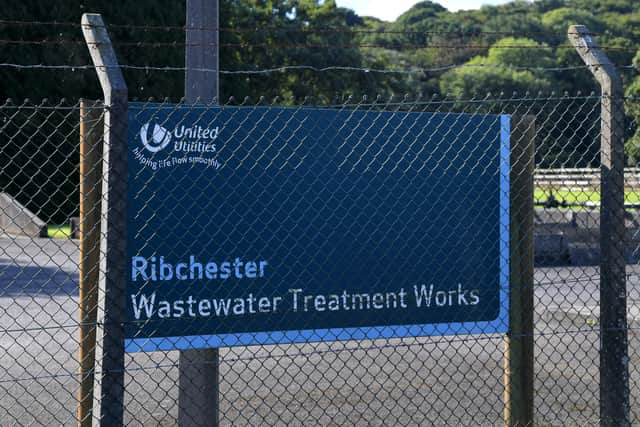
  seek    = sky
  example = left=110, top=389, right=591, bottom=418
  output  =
left=335, top=0, right=516, bottom=21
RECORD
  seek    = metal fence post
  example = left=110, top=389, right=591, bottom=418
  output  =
left=81, top=13, right=128, bottom=426
left=77, top=99, right=104, bottom=427
left=568, top=25, right=629, bottom=426
left=179, top=1, right=220, bottom=426
left=504, top=115, right=535, bottom=427
left=185, top=0, right=219, bottom=101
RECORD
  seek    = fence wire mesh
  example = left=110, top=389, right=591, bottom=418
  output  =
left=0, top=94, right=638, bottom=425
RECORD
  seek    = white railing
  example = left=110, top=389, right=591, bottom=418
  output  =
left=534, top=168, right=640, bottom=190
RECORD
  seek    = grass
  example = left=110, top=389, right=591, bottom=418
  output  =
left=534, top=189, right=640, bottom=205
left=47, top=225, right=72, bottom=239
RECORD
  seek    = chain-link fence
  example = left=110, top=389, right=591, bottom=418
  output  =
left=0, top=91, right=638, bottom=425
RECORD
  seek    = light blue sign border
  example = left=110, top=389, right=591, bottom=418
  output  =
left=124, top=114, right=510, bottom=352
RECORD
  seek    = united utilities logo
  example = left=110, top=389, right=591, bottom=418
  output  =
left=139, top=122, right=219, bottom=154
left=140, top=123, right=172, bottom=153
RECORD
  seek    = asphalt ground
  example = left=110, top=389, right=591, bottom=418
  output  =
left=2, top=235, right=640, bottom=425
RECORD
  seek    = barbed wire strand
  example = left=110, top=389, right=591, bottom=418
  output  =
left=0, top=19, right=602, bottom=37
left=0, top=62, right=635, bottom=74
left=0, top=39, right=633, bottom=51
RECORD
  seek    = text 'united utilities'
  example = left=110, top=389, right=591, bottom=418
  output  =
left=140, top=122, right=220, bottom=154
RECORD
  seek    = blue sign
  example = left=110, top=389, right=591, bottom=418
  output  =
left=125, top=103, right=510, bottom=352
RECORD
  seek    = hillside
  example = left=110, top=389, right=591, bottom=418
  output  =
left=0, top=0, right=638, bottom=100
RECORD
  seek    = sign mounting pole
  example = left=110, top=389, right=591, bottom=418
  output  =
left=179, top=1, right=220, bottom=426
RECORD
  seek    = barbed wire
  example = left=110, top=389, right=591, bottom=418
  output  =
left=0, top=62, right=634, bottom=75
left=0, top=38, right=633, bottom=51
left=0, top=19, right=601, bottom=37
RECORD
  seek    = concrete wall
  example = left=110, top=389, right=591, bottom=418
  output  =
left=534, top=208, right=640, bottom=266
left=0, top=192, right=47, bottom=237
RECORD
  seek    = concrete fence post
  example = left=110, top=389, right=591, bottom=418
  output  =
left=569, top=25, right=629, bottom=427
left=81, top=13, right=128, bottom=426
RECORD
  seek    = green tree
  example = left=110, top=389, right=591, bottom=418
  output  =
left=439, top=38, right=554, bottom=97
left=541, top=7, right=605, bottom=34
left=624, top=50, right=640, bottom=165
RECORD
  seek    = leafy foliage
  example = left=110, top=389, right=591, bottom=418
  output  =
left=1, top=0, right=638, bottom=101
left=439, top=38, right=554, bottom=97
